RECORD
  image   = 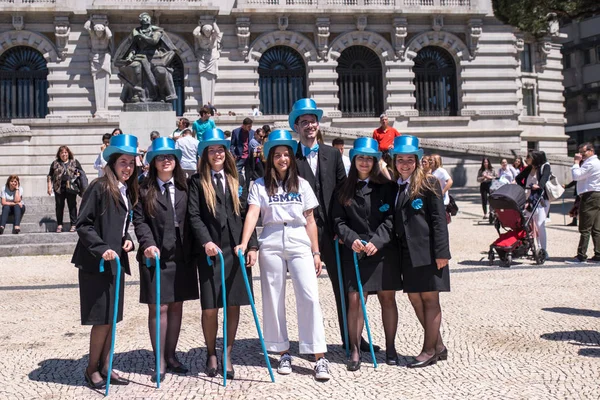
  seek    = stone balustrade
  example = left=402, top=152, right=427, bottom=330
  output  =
left=237, top=0, right=474, bottom=8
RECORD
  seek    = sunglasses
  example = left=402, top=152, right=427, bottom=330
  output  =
left=156, top=154, right=175, bottom=162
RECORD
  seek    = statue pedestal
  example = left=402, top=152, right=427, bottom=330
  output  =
left=119, top=102, right=176, bottom=149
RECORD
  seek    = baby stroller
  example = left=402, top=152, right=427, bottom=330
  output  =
left=487, top=177, right=510, bottom=225
left=487, top=184, right=546, bottom=267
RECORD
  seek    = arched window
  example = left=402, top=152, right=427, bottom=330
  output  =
left=170, top=54, right=185, bottom=116
left=258, top=46, right=306, bottom=115
left=0, top=46, right=49, bottom=122
left=336, top=46, right=384, bottom=118
left=413, top=46, right=457, bottom=116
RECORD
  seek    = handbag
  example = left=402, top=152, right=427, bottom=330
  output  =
left=65, top=175, right=81, bottom=195
left=543, top=163, right=564, bottom=202
left=446, top=194, right=459, bottom=216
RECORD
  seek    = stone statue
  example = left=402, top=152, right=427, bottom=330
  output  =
left=114, top=12, right=178, bottom=104
left=85, top=17, right=112, bottom=117
left=193, top=21, right=222, bottom=107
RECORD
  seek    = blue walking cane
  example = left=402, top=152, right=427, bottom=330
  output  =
left=206, top=251, right=227, bottom=387
left=353, top=240, right=378, bottom=368
left=145, top=252, right=161, bottom=388
left=237, top=249, right=275, bottom=383
left=99, top=255, right=123, bottom=397
left=334, top=239, right=350, bottom=358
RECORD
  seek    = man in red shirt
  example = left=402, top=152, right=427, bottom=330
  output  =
left=372, top=114, right=401, bottom=154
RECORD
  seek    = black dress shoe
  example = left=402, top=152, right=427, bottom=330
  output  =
left=385, top=352, right=399, bottom=366
left=100, top=371, right=130, bottom=385
left=150, top=372, right=166, bottom=383
left=167, top=363, right=189, bottom=375
left=407, top=353, right=438, bottom=368
left=84, top=369, right=106, bottom=389
left=437, top=347, right=448, bottom=361
left=205, top=358, right=218, bottom=378
left=360, top=339, right=380, bottom=353
left=226, top=367, right=235, bottom=380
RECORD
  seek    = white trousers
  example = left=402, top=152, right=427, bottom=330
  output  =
left=258, top=224, right=327, bottom=354
left=526, top=200, right=550, bottom=250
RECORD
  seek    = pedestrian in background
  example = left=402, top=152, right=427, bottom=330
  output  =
left=93, top=133, right=113, bottom=178
left=175, top=128, right=199, bottom=178
left=71, top=134, right=140, bottom=388
left=477, top=158, right=496, bottom=219
left=392, top=135, right=450, bottom=369
left=332, top=137, right=351, bottom=176
left=47, top=145, right=82, bottom=232
left=0, top=175, right=25, bottom=234
left=372, top=114, right=401, bottom=156
left=192, top=107, right=216, bottom=140
left=430, top=154, right=453, bottom=222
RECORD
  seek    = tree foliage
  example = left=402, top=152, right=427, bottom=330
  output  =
left=492, top=0, right=600, bottom=36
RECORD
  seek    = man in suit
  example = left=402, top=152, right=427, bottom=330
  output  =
left=230, top=117, right=255, bottom=174
left=290, top=98, right=380, bottom=352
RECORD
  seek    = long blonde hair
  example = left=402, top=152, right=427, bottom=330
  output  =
left=393, top=154, right=438, bottom=200
left=198, top=146, right=241, bottom=217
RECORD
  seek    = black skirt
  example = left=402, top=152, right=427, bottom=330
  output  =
left=139, top=229, right=199, bottom=304
left=79, top=269, right=125, bottom=325
left=198, top=220, right=252, bottom=309
left=399, top=238, right=450, bottom=293
left=341, top=244, right=402, bottom=293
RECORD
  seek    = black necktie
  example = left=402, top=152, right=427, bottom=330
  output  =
left=214, top=173, right=226, bottom=225
left=357, top=181, right=367, bottom=191
left=162, top=182, right=176, bottom=253
left=397, top=183, right=408, bottom=207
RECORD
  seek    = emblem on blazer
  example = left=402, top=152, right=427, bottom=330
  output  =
left=129, top=209, right=133, bottom=222
left=238, top=185, right=243, bottom=196
left=411, top=198, right=423, bottom=210
left=379, top=203, right=390, bottom=212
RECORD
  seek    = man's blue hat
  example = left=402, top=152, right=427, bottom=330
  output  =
left=197, top=128, right=230, bottom=155
left=349, top=137, right=382, bottom=161
left=263, top=129, right=298, bottom=158
left=389, top=135, right=424, bottom=160
left=146, top=137, right=182, bottom=164
left=288, top=98, right=323, bottom=131
left=102, top=134, right=141, bottom=161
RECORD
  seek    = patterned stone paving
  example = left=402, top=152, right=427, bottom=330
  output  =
left=0, top=190, right=598, bottom=399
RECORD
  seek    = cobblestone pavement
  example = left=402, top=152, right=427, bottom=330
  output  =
left=0, top=189, right=599, bottom=400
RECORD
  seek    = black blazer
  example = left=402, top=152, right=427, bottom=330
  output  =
left=133, top=182, right=190, bottom=264
left=395, top=179, right=451, bottom=268
left=187, top=173, right=258, bottom=253
left=515, top=164, right=551, bottom=200
left=333, top=181, right=397, bottom=267
left=71, top=180, right=135, bottom=275
left=295, top=142, right=347, bottom=236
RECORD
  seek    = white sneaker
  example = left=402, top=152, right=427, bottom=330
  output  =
left=314, top=357, right=331, bottom=381
left=277, top=353, right=292, bottom=375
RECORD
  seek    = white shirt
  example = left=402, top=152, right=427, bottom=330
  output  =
left=300, top=143, right=318, bottom=176
left=1, top=185, right=23, bottom=202
left=157, top=177, right=178, bottom=226
left=572, top=154, right=600, bottom=195
left=248, top=177, right=319, bottom=226
left=93, top=153, right=107, bottom=177
left=342, top=154, right=351, bottom=176
left=432, top=167, right=451, bottom=205
left=175, top=135, right=200, bottom=171
left=497, top=166, right=517, bottom=183
left=211, top=170, right=227, bottom=195
left=118, top=182, right=129, bottom=237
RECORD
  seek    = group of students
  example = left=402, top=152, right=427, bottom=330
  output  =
left=71, top=98, right=451, bottom=390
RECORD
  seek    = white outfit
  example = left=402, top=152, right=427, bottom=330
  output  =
left=175, top=135, right=200, bottom=173
left=248, top=177, right=327, bottom=354
left=572, top=154, right=600, bottom=195
left=342, top=154, right=351, bottom=176
left=524, top=173, right=550, bottom=250
left=498, top=166, right=517, bottom=183
left=93, top=153, right=107, bottom=177
left=432, top=167, right=451, bottom=205
left=1, top=185, right=23, bottom=201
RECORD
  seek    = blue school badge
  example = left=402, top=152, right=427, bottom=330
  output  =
left=411, top=199, right=423, bottom=210
left=379, top=203, right=390, bottom=212
left=129, top=209, right=134, bottom=223
left=238, top=185, right=243, bottom=197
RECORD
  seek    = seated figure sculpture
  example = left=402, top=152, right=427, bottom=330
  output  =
left=114, top=12, right=178, bottom=104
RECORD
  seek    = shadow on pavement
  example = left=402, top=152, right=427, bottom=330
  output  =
left=542, top=307, right=600, bottom=318
left=540, top=330, right=600, bottom=358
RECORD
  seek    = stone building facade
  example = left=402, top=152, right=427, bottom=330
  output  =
left=0, top=0, right=567, bottom=195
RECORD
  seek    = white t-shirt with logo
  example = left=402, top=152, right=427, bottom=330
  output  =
left=432, top=167, right=451, bottom=205
left=248, top=177, right=319, bottom=226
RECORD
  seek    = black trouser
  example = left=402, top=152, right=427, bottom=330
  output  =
left=55, top=191, right=78, bottom=225
left=480, top=182, right=491, bottom=214
left=0, top=204, right=26, bottom=227
left=577, top=191, right=600, bottom=259
left=319, top=225, right=348, bottom=345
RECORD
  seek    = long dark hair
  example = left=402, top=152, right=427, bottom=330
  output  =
left=99, top=153, right=139, bottom=207
left=264, top=145, right=299, bottom=196
left=529, top=150, right=547, bottom=169
left=198, top=145, right=241, bottom=217
left=141, top=156, right=188, bottom=218
left=479, top=157, right=493, bottom=174
left=338, top=156, right=390, bottom=206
